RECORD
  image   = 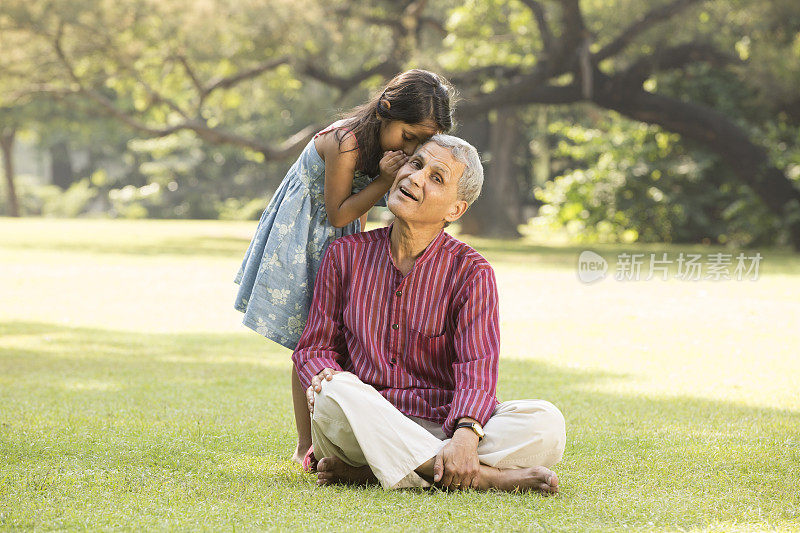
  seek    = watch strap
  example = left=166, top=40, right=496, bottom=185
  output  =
left=455, top=421, right=484, bottom=440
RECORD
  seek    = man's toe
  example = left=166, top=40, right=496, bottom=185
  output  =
left=538, top=483, right=557, bottom=494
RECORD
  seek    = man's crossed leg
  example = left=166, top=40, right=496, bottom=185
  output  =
left=310, top=372, right=566, bottom=492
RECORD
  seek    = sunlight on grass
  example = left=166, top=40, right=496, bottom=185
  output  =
left=1, top=217, right=799, bottom=531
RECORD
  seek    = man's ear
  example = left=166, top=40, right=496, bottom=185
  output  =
left=444, top=199, right=469, bottom=224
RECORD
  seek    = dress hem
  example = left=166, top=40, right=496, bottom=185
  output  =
left=239, top=315, right=299, bottom=351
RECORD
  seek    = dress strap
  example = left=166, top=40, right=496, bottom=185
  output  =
left=314, top=121, right=359, bottom=151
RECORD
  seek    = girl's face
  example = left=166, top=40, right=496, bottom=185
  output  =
left=379, top=119, right=439, bottom=156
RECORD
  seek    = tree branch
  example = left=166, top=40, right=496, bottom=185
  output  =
left=446, top=1, right=588, bottom=94
left=619, top=41, right=741, bottom=86
left=25, top=5, right=424, bottom=161
left=299, top=59, right=401, bottom=93
left=175, top=53, right=206, bottom=104
left=49, top=24, right=318, bottom=158
left=202, top=56, right=291, bottom=97
left=135, top=75, right=191, bottom=120
left=595, top=0, right=707, bottom=62
left=540, top=0, right=589, bottom=76
left=9, top=85, right=74, bottom=105
left=601, top=85, right=800, bottom=213
left=419, top=16, right=447, bottom=36
left=456, top=78, right=582, bottom=117
left=446, top=65, right=524, bottom=87
left=518, top=0, right=554, bottom=55
left=556, top=0, right=587, bottom=49
left=329, top=6, right=404, bottom=31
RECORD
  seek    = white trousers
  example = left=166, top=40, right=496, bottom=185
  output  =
left=310, top=372, right=566, bottom=490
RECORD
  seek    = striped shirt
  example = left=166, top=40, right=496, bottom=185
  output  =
left=292, top=223, right=500, bottom=437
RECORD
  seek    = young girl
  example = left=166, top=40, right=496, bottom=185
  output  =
left=233, top=69, right=456, bottom=467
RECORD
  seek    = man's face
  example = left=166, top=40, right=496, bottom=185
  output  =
left=387, top=141, right=467, bottom=226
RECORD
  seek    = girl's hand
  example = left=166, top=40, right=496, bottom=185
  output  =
left=378, top=150, right=409, bottom=183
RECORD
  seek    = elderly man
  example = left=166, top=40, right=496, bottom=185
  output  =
left=291, top=135, right=566, bottom=492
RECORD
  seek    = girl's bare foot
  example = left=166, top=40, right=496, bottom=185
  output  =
left=291, top=441, right=312, bottom=465
left=316, top=456, right=378, bottom=486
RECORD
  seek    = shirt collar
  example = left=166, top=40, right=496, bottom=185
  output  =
left=384, top=221, right=447, bottom=270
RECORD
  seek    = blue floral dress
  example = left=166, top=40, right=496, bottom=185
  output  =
left=234, top=121, right=385, bottom=350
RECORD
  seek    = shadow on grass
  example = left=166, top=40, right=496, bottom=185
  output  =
left=464, top=236, right=800, bottom=274
left=1, top=320, right=798, bottom=527
left=2, top=235, right=252, bottom=259
left=5, top=221, right=800, bottom=277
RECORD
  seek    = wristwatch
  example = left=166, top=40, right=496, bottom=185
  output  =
left=455, top=421, right=485, bottom=441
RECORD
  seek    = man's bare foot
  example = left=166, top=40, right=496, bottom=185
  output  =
left=316, top=456, right=378, bottom=486
left=478, top=465, right=559, bottom=494
left=415, top=457, right=559, bottom=494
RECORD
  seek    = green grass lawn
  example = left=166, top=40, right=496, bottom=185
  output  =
left=1, top=217, right=799, bottom=531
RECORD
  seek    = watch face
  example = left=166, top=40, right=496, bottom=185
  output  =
left=474, top=424, right=485, bottom=437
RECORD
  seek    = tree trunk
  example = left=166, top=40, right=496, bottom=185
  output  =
left=1, top=129, right=19, bottom=217
left=50, top=140, right=75, bottom=189
left=457, top=108, right=523, bottom=238
left=454, top=114, right=490, bottom=235
left=531, top=107, right=550, bottom=190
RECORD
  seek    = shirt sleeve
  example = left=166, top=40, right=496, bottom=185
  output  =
left=291, top=242, right=347, bottom=390
left=442, top=267, right=501, bottom=437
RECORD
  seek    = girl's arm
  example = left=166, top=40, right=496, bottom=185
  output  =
left=322, top=132, right=404, bottom=228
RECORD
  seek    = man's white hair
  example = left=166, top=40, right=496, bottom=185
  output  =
left=427, top=134, right=483, bottom=206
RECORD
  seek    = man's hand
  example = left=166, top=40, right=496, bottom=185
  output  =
left=433, top=429, right=481, bottom=491
left=305, top=367, right=341, bottom=414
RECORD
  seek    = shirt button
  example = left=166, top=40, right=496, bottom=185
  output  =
left=391, top=323, right=399, bottom=330
left=395, top=290, right=402, bottom=297
left=390, top=358, right=397, bottom=364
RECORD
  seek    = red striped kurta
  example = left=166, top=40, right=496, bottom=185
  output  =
left=292, top=223, right=500, bottom=437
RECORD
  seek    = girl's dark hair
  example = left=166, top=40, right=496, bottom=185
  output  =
left=335, top=69, right=457, bottom=178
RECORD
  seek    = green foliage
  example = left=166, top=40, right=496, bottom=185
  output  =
left=125, top=132, right=272, bottom=220
left=41, top=178, right=98, bottom=217
left=0, top=175, right=96, bottom=218
left=108, top=182, right=161, bottom=219
left=532, top=17, right=800, bottom=248
left=0, top=175, right=50, bottom=216
left=534, top=111, right=783, bottom=246
left=440, top=0, right=538, bottom=74
left=216, top=197, right=269, bottom=221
